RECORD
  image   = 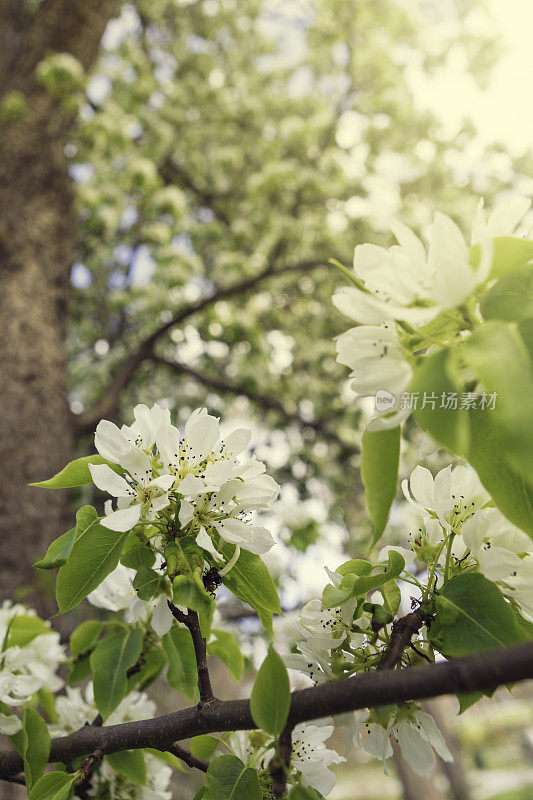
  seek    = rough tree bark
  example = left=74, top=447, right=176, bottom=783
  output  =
left=0, top=0, right=119, bottom=607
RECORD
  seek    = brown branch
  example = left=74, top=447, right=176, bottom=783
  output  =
left=165, top=743, right=209, bottom=773
left=378, top=609, right=428, bottom=671
left=269, top=725, right=293, bottom=798
left=151, top=355, right=359, bottom=459
left=167, top=602, right=215, bottom=704
left=1, top=641, right=532, bottom=778
left=75, top=258, right=327, bottom=432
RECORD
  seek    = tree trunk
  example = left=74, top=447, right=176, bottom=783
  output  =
left=0, top=0, right=119, bottom=607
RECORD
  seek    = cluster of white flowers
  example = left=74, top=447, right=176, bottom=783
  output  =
left=51, top=684, right=172, bottom=800
left=333, top=197, right=531, bottom=426
left=90, top=404, right=279, bottom=570
left=0, top=602, right=65, bottom=734
left=393, top=463, right=533, bottom=619
left=354, top=706, right=453, bottom=778
left=227, top=719, right=345, bottom=797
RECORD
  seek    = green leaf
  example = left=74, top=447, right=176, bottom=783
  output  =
left=129, top=646, right=167, bottom=691
left=34, top=528, right=76, bottom=570
left=361, top=426, right=400, bottom=546
left=351, top=550, right=405, bottom=598
left=30, top=455, right=122, bottom=489
left=466, top=407, right=533, bottom=539
left=193, top=790, right=206, bottom=800
left=172, top=573, right=214, bottom=625
left=457, top=692, right=485, bottom=714
left=28, top=772, right=76, bottom=800
left=90, top=629, right=143, bottom=720
left=207, top=630, right=244, bottom=682
left=22, top=708, right=51, bottom=790
left=250, top=645, right=290, bottom=736
left=69, top=620, right=103, bottom=657
left=37, top=688, right=57, bottom=724
left=381, top=579, right=402, bottom=615
left=106, top=750, right=146, bottom=785
left=204, top=754, right=262, bottom=800
left=221, top=546, right=282, bottom=632
left=162, top=627, right=198, bottom=700
left=472, top=235, right=533, bottom=279
left=133, top=565, right=163, bottom=601
left=190, top=735, right=221, bottom=760
left=412, top=348, right=468, bottom=454
left=480, top=264, right=533, bottom=322
left=56, top=506, right=128, bottom=613
left=67, top=655, right=92, bottom=685
left=336, top=559, right=373, bottom=577
left=5, top=614, right=49, bottom=648
left=462, top=320, right=533, bottom=478
left=288, top=786, right=323, bottom=800
left=321, top=573, right=356, bottom=610
left=434, top=573, right=526, bottom=657
left=120, top=535, right=156, bottom=569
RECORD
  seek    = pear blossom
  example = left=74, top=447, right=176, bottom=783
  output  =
left=335, top=322, right=413, bottom=399
left=227, top=721, right=344, bottom=797
left=89, top=462, right=174, bottom=532
left=0, top=602, right=65, bottom=732
left=291, top=721, right=346, bottom=796
left=458, top=508, right=531, bottom=582
left=94, top=403, right=171, bottom=464
left=402, top=464, right=489, bottom=533
left=471, top=195, right=531, bottom=243
left=354, top=706, right=452, bottom=778
left=505, top=555, right=533, bottom=622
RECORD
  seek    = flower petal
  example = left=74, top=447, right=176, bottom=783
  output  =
left=100, top=503, right=141, bottom=532
left=89, top=464, right=132, bottom=497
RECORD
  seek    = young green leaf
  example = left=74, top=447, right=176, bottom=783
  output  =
left=250, top=645, right=290, bottom=736
left=190, top=735, right=222, bottom=760
left=69, top=620, right=103, bottom=657
left=22, top=708, right=51, bottom=790
left=162, top=627, right=198, bottom=700
left=204, top=754, right=262, bottom=800
left=106, top=750, right=147, bottom=785
left=434, top=573, right=527, bottom=657
left=480, top=264, right=533, bottom=322
left=28, top=771, right=76, bottom=800
left=321, top=573, right=356, bottom=610
left=350, top=550, right=405, bottom=598
left=361, top=425, right=400, bottom=547
left=381, top=579, right=402, bottom=615
left=33, top=528, right=76, bottom=570
left=4, top=614, right=49, bottom=648
left=56, top=506, right=128, bottom=613
left=30, top=454, right=122, bottom=488
left=120, top=535, right=156, bottom=569
left=90, top=629, right=143, bottom=720
left=133, top=565, right=163, bottom=601
left=207, top=630, right=244, bottom=682
left=221, top=547, right=282, bottom=632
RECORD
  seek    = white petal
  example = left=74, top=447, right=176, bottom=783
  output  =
left=408, top=466, right=435, bottom=509
left=186, top=412, right=220, bottom=458
left=151, top=596, right=173, bottom=636
left=486, top=196, right=531, bottom=238
left=0, top=713, right=22, bottom=735
left=397, top=723, right=436, bottom=778
left=178, top=500, right=194, bottom=525
left=151, top=474, right=175, bottom=491
left=100, top=503, right=142, bottom=532
left=177, top=474, right=205, bottom=494
left=89, top=464, right=132, bottom=497
left=94, top=420, right=130, bottom=463
left=119, top=449, right=153, bottom=483
left=196, top=526, right=223, bottom=558
left=223, top=428, right=252, bottom=455
left=414, top=711, right=453, bottom=762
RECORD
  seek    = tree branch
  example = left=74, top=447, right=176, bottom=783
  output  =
left=1, top=642, right=532, bottom=778
left=167, top=602, right=215, bottom=704
left=75, top=258, right=327, bottom=431
left=269, top=725, right=293, bottom=798
left=378, top=608, right=428, bottom=671
left=151, top=355, right=359, bottom=459
left=165, top=743, right=209, bottom=773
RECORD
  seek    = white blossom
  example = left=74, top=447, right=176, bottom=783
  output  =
left=291, top=721, right=345, bottom=796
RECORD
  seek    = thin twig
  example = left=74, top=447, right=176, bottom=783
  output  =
left=167, top=601, right=215, bottom=703
left=165, top=742, right=209, bottom=773
left=378, top=609, right=428, bottom=671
